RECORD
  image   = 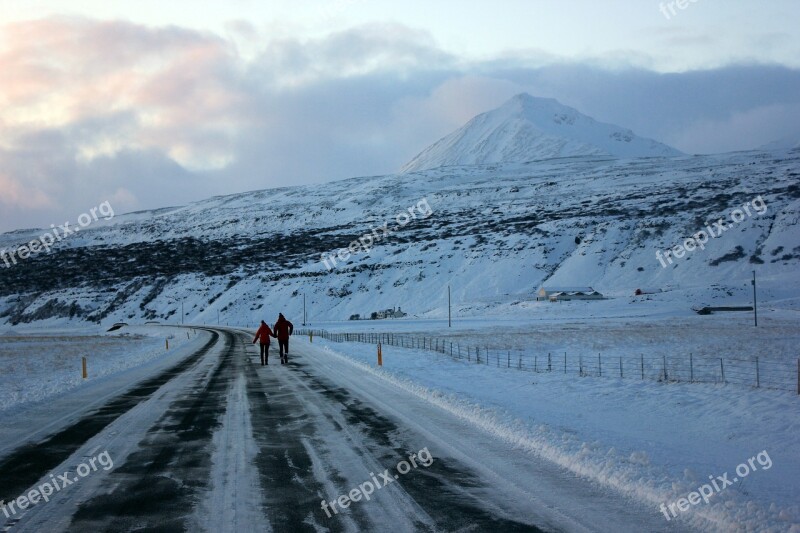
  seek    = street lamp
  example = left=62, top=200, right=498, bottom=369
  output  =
left=448, top=285, right=452, bottom=328
left=752, top=271, right=758, bottom=327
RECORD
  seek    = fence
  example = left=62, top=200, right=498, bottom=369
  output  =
left=297, top=329, right=800, bottom=394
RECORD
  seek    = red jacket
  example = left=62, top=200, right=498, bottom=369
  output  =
left=273, top=318, right=293, bottom=341
left=253, top=323, right=275, bottom=344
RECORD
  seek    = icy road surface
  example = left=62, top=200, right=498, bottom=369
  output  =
left=0, top=329, right=688, bottom=532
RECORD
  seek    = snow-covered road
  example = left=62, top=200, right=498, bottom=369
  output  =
left=0, top=329, right=689, bottom=532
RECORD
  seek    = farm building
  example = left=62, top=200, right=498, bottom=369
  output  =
left=537, top=287, right=604, bottom=302
left=370, top=307, right=408, bottom=319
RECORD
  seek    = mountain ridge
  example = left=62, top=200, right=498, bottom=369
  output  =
left=0, top=149, right=798, bottom=327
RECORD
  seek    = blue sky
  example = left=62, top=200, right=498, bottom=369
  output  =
left=1, top=0, right=799, bottom=232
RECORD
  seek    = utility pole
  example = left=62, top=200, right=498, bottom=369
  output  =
left=752, top=271, right=758, bottom=327
left=448, top=285, right=452, bottom=328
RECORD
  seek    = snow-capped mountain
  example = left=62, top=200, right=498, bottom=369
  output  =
left=0, top=147, right=798, bottom=328
left=400, top=93, right=682, bottom=173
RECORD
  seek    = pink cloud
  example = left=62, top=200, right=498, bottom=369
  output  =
left=0, top=173, right=54, bottom=209
left=0, top=16, right=248, bottom=167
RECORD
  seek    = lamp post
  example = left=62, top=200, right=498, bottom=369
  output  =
left=752, top=271, right=758, bottom=327
left=448, top=285, right=452, bottom=328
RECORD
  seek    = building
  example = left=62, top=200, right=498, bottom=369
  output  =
left=370, top=306, right=408, bottom=319
left=537, top=287, right=604, bottom=302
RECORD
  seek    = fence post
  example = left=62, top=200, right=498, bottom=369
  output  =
left=548, top=353, right=552, bottom=372
left=534, top=356, right=537, bottom=372
left=377, top=343, right=382, bottom=366
left=690, top=353, right=693, bottom=383
left=579, top=355, right=583, bottom=376
left=756, top=357, right=760, bottom=388
left=720, top=358, right=725, bottom=383
left=507, top=351, right=510, bottom=368
left=82, top=357, right=88, bottom=379
left=641, top=354, right=644, bottom=380
left=518, top=354, right=522, bottom=370
left=619, top=357, right=623, bottom=378
left=662, top=355, right=668, bottom=381
left=598, top=353, right=602, bottom=377
left=166, top=339, right=169, bottom=350
left=564, top=352, right=567, bottom=374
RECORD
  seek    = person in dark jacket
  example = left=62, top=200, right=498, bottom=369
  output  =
left=253, top=321, right=276, bottom=366
left=273, top=313, right=294, bottom=364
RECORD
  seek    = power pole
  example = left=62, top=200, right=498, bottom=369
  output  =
left=752, top=271, right=758, bottom=327
left=448, top=285, right=452, bottom=328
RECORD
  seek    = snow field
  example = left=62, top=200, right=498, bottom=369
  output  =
left=0, top=325, right=202, bottom=414
left=301, top=335, right=800, bottom=532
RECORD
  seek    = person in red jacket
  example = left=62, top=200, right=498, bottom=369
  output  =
left=273, top=313, right=294, bottom=364
left=253, top=320, right=276, bottom=366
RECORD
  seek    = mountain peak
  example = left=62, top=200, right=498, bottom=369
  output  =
left=400, top=94, right=682, bottom=173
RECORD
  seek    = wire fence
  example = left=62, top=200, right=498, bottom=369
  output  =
left=297, top=329, right=800, bottom=394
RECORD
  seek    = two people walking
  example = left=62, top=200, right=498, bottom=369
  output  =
left=252, top=313, right=294, bottom=366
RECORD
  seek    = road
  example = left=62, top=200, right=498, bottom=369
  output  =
left=0, top=329, right=689, bottom=532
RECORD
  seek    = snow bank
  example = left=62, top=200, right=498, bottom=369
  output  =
left=306, top=337, right=800, bottom=532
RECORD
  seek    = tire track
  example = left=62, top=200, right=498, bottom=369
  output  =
left=66, top=330, right=238, bottom=531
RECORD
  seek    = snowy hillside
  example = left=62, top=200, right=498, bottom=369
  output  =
left=0, top=148, right=798, bottom=328
left=400, top=93, right=682, bottom=173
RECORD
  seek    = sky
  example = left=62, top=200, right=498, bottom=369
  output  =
left=1, top=0, right=799, bottom=233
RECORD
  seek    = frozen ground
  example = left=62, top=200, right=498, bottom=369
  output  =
left=290, top=298, right=799, bottom=530
left=0, top=325, right=199, bottom=415
left=313, top=311, right=800, bottom=362
left=310, top=299, right=800, bottom=390
left=1, top=328, right=686, bottom=533
left=303, top=333, right=800, bottom=532
left=1, top=312, right=797, bottom=531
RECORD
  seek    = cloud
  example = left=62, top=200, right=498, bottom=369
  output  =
left=671, top=103, right=800, bottom=153
left=0, top=172, right=53, bottom=209
left=1, top=16, right=799, bottom=233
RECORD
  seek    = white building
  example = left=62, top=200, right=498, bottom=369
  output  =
left=537, top=287, right=604, bottom=302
